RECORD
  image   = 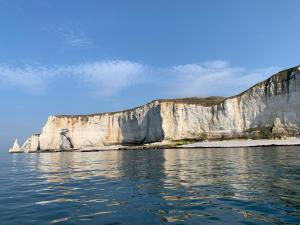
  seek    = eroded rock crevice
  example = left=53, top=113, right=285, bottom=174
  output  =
left=60, top=129, right=73, bottom=150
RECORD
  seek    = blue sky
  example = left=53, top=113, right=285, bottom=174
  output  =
left=1, top=0, right=300, bottom=150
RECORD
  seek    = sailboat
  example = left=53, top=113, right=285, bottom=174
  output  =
left=9, top=138, right=22, bottom=153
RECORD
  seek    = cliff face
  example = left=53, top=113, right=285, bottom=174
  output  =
left=20, top=66, right=300, bottom=151
left=38, top=101, right=164, bottom=150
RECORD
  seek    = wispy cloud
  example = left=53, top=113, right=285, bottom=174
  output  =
left=61, top=60, right=146, bottom=96
left=0, top=64, right=55, bottom=93
left=0, top=60, right=146, bottom=96
left=0, top=60, right=279, bottom=98
left=162, top=60, right=279, bottom=97
left=63, top=31, right=93, bottom=48
left=48, top=26, right=94, bottom=49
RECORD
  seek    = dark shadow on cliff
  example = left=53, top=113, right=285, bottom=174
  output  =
left=247, top=67, right=300, bottom=137
left=119, top=104, right=164, bottom=145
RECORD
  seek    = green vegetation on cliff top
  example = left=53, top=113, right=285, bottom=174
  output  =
left=158, top=96, right=226, bottom=106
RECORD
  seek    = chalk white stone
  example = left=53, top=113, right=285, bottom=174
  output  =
left=21, top=135, right=40, bottom=152
left=17, top=66, right=300, bottom=152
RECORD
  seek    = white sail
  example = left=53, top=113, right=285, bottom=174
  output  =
left=9, top=138, right=21, bottom=153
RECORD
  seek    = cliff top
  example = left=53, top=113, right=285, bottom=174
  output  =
left=230, top=65, right=300, bottom=99
left=56, top=96, right=226, bottom=118
left=157, top=96, right=226, bottom=106
left=56, top=65, right=300, bottom=118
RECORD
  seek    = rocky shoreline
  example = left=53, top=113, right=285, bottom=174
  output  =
left=182, top=138, right=300, bottom=148
left=9, top=138, right=300, bottom=153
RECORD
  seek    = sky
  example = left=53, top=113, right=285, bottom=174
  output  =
left=1, top=0, right=300, bottom=150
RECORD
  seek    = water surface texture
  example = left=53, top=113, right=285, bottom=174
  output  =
left=1, top=147, right=300, bottom=224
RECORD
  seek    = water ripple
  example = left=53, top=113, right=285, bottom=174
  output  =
left=0, top=147, right=299, bottom=224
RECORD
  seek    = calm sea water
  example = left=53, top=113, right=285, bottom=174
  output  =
left=0, top=147, right=300, bottom=225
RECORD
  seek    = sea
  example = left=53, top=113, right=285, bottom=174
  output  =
left=0, top=147, right=299, bottom=225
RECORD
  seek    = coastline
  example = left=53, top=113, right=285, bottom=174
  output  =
left=9, top=138, right=300, bottom=153
left=182, top=138, right=300, bottom=148
left=10, top=66, right=300, bottom=154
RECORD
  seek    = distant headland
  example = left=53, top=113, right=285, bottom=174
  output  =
left=10, top=65, right=300, bottom=153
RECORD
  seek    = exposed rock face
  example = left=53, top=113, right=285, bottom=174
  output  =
left=17, top=65, right=300, bottom=151
left=21, top=134, right=40, bottom=152
left=60, top=129, right=73, bottom=150
left=38, top=101, right=164, bottom=150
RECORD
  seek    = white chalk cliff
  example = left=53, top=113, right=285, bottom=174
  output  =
left=10, top=65, right=300, bottom=152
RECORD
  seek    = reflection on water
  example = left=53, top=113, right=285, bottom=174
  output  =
left=36, top=151, right=124, bottom=181
left=1, top=147, right=300, bottom=225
